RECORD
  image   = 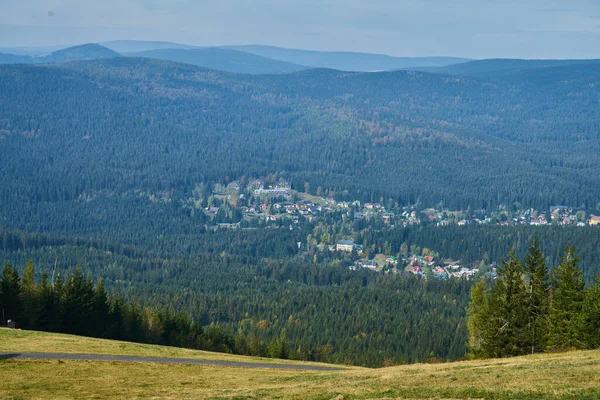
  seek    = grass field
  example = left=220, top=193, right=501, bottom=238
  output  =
left=0, top=328, right=339, bottom=366
left=1, top=329, right=600, bottom=399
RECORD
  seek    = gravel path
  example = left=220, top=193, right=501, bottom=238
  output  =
left=0, top=352, right=343, bottom=371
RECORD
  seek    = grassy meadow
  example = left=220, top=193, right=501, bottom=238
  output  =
left=1, top=329, right=600, bottom=399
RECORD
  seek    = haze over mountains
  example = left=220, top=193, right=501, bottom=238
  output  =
left=0, top=43, right=120, bottom=64
left=127, top=48, right=307, bottom=74
left=0, top=40, right=471, bottom=73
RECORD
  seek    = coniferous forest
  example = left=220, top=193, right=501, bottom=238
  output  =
left=2, top=55, right=600, bottom=367
left=468, top=239, right=600, bottom=358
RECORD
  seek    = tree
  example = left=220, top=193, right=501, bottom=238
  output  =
left=467, top=279, right=489, bottom=357
left=92, top=278, right=110, bottom=338
left=523, top=237, right=549, bottom=354
left=484, top=250, right=529, bottom=357
left=62, top=267, right=94, bottom=335
left=20, top=260, right=38, bottom=329
left=0, top=263, right=22, bottom=326
left=400, top=242, right=408, bottom=258
left=37, top=272, right=57, bottom=331
left=580, top=278, right=600, bottom=348
left=548, top=245, right=585, bottom=350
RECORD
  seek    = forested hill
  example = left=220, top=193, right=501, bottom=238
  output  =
left=127, top=48, right=308, bottom=74
left=0, top=44, right=121, bottom=64
left=1, top=57, right=600, bottom=215
left=413, top=58, right=600, bottom=78
left=222, top=44, right=470, bottom=71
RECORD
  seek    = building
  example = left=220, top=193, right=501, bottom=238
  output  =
left=253, top=188, right=291, bottom=199
left=359, top=260, right=378, bottom=269
left=336, top=240, right=356, bottom=252
left=590, top=215, right=600, bottom=226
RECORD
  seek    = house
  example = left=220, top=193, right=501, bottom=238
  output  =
left=590, top=215, right=600, bottom=226
left=359, top=260, right=378, bottom=269
left=408, top=266, right=422, bottom=275
left=337, top=240, right=356, bottom=252
left=385, top=256, right=398, bottom=265
left=254, top=188, right=291, bottom=199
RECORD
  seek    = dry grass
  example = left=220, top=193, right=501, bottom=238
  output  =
left=0, top=328, right=339, bottom=367
left=1, top=329, right=600, bottom=399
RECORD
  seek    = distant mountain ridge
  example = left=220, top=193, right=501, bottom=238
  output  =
left=222, top=44, right=471, bottom=71
left=409, top=58, right=600, bottom=78
left=0, top=43, right=120, bottom=64
left=128, top=47, right=308, bottom=74
left=101, top=40, right=197, bottom=53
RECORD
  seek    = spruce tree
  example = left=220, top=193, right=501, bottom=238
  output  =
left=485, top=250, right=529, bottom=357
left=92, top=278, right=110, bottom=338
left=467, top=279, right=490, bottom=357
left=0, top=263, right=22, bottom=326
left=579, top=277, right=600, bottom=349
left=523, top=237, right=549, bottom=354
left=548, top=245, right=585, bottom=350
left=62, top=267, right=94, bottom=335
left=20, top=260, right=37, bottom=329
left=37, top=272, right=56, bottom=331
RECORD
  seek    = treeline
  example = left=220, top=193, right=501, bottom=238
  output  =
left=1, top=242, right=471, bottom=367
left=0, top=262, right=294, bottom=361
left=468, top=238, right=600, bottom=358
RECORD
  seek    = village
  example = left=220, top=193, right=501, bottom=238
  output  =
left=199, top=177, right=600, bottom=229
left=336, top=239, right=491, bottom=279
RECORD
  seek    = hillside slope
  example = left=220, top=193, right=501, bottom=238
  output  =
left=128, top=47, right=307, bottom=74
left=1, top=329, right=599, bottom=399
left=223, top=44, right=470, bottom=71
left=1, top=58, right=600, bottom=214
left=0, top=43, right=121, bottom=64
left=101, top=40, right=196, bottom=53
left=412, top=58, right=600, bottom=78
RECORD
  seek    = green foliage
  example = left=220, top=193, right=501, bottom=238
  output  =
left=466, top=279, right=489, bottom=357
left=0, top=261, right=257, bottom=358
left=523, top=237, right=550, bottom=353
left=0, top=263, right=22, bottom=325
left=484, top=251, right=529, bottom=357
left=467, top=242, right=600, bottom=358
left=548, top=245, right=586, bottom=350
left=580, top=278, right=600, bottom=348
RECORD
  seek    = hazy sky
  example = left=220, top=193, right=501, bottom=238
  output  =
left=1, top=0, right=600, bottom=58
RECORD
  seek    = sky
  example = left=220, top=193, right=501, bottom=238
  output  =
left=1, top=0, right=600, bottom=58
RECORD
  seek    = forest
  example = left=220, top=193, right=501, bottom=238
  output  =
left=468, top=239, right=600, bottom=357
left=2, top=56, right=600, bottom=367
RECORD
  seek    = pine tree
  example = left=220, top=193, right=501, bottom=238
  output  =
left=0, top=263, right=22, bottom=326
left=37, top=272, right=56, bottom=331
left=20, top=260, right=37, bottom=329
left=92, top=278, right=109, bottom=338
left=467, top=279, right=489, bottom=357
left=523, top=237, right=549, bottom=354
left=580, top=278, right=600, bottom=348
left=484, top=250, right=529, bottom=357
left=62, top=267, right=94, bottom=335
left=548, top=245, right=585, bottom=350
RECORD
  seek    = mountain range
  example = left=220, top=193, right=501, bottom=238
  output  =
left=0, top=43, right=120, bottom=64
left=0, top=41, right=469, bottom=73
